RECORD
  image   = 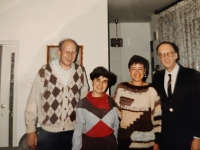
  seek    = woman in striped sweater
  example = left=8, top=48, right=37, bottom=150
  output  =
left=114, top=55, right=162, bottom=150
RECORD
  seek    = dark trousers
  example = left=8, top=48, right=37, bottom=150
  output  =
left=118, top=138, right=153, bottom=150
left=36, top=128, right=74, bottom=150
left=160, top=124, right=193, bottom=150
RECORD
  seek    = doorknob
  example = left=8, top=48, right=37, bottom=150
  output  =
left=1, top=104, right=6, bottom=108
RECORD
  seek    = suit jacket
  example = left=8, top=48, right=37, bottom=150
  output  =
left=152, top=64, right=200, bottom=150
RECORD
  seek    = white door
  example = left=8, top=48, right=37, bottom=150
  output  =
left=0, top=42, right=18, bottom=147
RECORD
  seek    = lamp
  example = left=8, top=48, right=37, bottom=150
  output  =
left=111, top=19, right=123, bottom=47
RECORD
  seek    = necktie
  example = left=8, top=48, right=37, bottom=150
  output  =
left=168, top=74, right=172, bottom=99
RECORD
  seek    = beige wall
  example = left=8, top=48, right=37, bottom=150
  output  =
left=0, top=0, right=108, bottom=145
left=150, top=14, right=160, bottom=70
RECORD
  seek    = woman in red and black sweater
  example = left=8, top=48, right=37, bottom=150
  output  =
left=72, top=66, right=119, bottom=150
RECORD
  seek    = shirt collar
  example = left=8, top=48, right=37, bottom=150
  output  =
left=165, top=63, right=179, bottom=77
left=55, top=59, right=74, bottom=71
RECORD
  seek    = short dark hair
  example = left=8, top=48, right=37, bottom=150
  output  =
left=128, top=55, right=149, bottom=82
left=156, top=41, right=180, bottom=61
left=90, top=66, right=117, bottom=87
left=58, top=38, right=79, bottom=53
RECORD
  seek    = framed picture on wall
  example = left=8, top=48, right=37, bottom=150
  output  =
left=46, top=45, right=83, bottom=65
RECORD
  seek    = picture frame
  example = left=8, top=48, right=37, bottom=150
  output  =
left=46, top=45, right=83, bottom=65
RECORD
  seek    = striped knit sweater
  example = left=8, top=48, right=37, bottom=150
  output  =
left=114, top=82, right=162, bottom=149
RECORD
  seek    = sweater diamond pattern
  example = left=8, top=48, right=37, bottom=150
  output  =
left=39, top=64, right=85, bottom=125
left=78, top=104, right=115, bottom=138
left=73, top=72, right=79, bottom=82
left=65, top=66, right=84, bottom=122
left=51, top=100, right=59, bottom=110
left=86, top=120, right=113, bottom=137
left=50, top=74, right=57, bottom=85
left=71, top=85, right=78, bottom=94
left=76, top=78, right=83, bottom=89
left=76, top=66, right=84, bottom=79
left=39, top=64, right=64, bottom=125
left=43, top=102, right=50, bottom=113
left=71, top=98, right=78, bottom=108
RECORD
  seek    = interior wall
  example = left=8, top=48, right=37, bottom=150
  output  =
left=0, top=0, right=108, bottom=145
left=150, top=14, right=160, bottom=70
left=109, top=23, right=152, bottom=96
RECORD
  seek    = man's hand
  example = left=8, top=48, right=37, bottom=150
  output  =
left=191, top=138, right=200, bottom=150
left=27, top=132, right=37, bottom=149
left=153, top=143, right=160, bottom=150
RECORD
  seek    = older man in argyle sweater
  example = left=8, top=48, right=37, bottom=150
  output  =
left=25, top=39, right=89, bottom=150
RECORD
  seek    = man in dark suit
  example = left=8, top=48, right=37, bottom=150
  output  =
left=152, top=41, right=200, bottom=150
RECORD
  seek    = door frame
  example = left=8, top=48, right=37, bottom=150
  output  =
left=0, top=40, right=19, bottom=146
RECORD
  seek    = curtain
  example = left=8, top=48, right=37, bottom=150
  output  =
left=157, top=0, right=200, bottom=71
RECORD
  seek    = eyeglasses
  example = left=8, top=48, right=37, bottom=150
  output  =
left=64, top=51, right=77, bottom=56
left=158, top=51, right=176, bottom=58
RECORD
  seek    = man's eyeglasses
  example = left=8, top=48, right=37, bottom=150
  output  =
left=158, top=51, right=176, bottom=58
left=64, top=51, right=77, bottom=56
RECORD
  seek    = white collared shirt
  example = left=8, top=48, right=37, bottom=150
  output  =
left=51, top=59, right=74, bottom=86
left=164, top=63, right=179, bottom=96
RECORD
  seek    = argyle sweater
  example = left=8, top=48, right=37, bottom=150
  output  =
left=25, top=62, right=89, bottom=133
left=72, top=93, right=119, bottom=150
left=114, top=82, right=162, bottom=149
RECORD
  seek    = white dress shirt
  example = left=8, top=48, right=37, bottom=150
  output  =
left=51, top=59, right=74, bottom=87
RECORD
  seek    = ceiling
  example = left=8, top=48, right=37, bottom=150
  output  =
left=108, top=0, right=181, bottom=23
